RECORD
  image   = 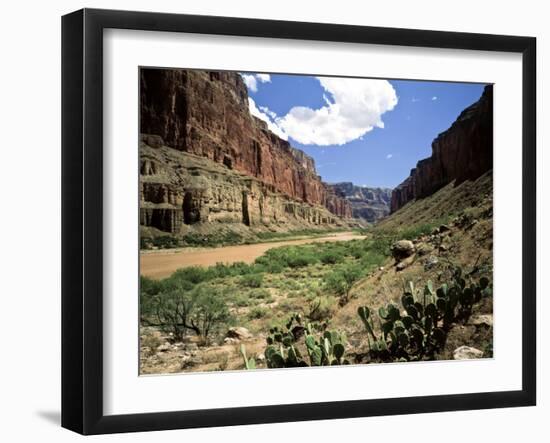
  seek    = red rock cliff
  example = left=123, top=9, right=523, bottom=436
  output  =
left=140, top=68, right=352, bottom=219
left=391, top=85, right=493, bottom=213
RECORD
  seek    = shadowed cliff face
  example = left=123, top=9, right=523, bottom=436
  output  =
left=139, top=68, right=352, bottom=234
left=391, top=85, right=493, bottom=213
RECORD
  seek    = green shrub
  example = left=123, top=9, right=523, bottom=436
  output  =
left=170, top=266, right=212, bottom=285
left=141, top=235, right=180, bottom=250
left=399, top=223, right=438, bottom=240
left=255, top=245, right=318, bottom=270
left=307, top=296, right=336, bottom=322
left=359, top=250, right=386, bottom=273
left=286, top=251, right=318, bottom=268
left=255, top=228, right=342, bottom=241
left=248, top=306, right=269, bottom=320
left=323, top=263, right=363, bottom=305
left=240, top=273, right=264, bottom=288
left=320, top=250, right=344, bottom=265
left=249, top=288, right=272, bottom=301
left=190, top=285, right=232, bottom=340
left=181, top=231, right=244, bottom=247
left=140, top=275, right=162, bottom=296
left=232, top=293, right=252, bottom=307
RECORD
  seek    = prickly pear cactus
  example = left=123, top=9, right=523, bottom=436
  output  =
left=357, top=272, right=491, bottom=363
left=263, top=313, right=349, bottom=368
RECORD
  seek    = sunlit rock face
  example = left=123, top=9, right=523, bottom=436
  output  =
left=139, top=68, right=352, bottom=234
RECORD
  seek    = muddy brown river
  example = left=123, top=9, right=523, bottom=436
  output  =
left=140, top=231, right=365, bottom=279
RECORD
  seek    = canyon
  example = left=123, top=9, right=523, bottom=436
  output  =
left=391, top=85, right=493, bottom=212
left=329, top=183, right=392, bottom=222
left=139, top=68, right=493, bottom=241
left=139, top=69, right=352, bottom=237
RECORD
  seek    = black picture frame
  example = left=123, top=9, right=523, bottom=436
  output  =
left=62, top=8, right=537, bottom=435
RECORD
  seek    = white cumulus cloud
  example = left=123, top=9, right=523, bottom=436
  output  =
left=241, top=73, right=271, bottom=93
left=241, top=74, right=258, bottom=92
left=432, top=96, right=438, bottom=101
left=276, top=77, right=398, bottom=146
left=259, top=105, right=277, bottom=120
left=386, top=154, right=393, bottom=159
left=248, top=97, right=288, bottom=141
left=256, top=73, right=271, bottom=83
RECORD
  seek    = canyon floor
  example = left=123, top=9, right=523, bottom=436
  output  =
left=140, top=173, right=493, bottom=374
left=140, top=231, right=365, bottom=279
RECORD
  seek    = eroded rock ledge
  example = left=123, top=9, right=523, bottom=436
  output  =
left=140, top=69, right=351, bottom=232
left=139, top=68, right=352, bottom=236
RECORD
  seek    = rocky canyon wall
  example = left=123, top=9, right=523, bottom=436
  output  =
left=391, top=85, right=493, bottom=213
left=329, top=183, right=392, bottom=222
left=139, top=68, right=352, bottom=234
left=140, top=142, right=347, bottom=234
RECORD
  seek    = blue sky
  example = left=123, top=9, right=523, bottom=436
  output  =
left=242, top=73, right=487, bottom=189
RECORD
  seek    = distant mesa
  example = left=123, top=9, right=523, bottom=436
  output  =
left=329, top=183, right=392, bottom=223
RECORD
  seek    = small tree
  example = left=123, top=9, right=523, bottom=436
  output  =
left=153, top=289, right=196, bottom=341
left=188, top=284, right=232, bottom=341
left=140, top=276, right=163, bottom=325
left=152, top=283, right=232, bottom=343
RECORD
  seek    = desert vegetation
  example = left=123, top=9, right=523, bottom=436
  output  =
left=140, top=188, right=494, bottom=374
left=138, top=69, right=493, bottom=375
left=141, top=225, right=357, bottom=250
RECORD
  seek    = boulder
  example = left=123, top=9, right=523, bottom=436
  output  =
left=396, top=261, right=407, bottom=271
left=391, top=240, right=415, bottom=260
left=453, top=346, right=484, bottom=360
left=424, top=255, right=439, bottom=270
left=156, top=343, right=171, bottom=353
left=181, top=355, right=202, bottom=369
left=140, top=133, right=164, bottom=149
left=469, top=314, right=493, bottom=327
left=416, top=242, right=433, bottom=256
left=396, top=255, right=415, bottom=271
left=226, top=327, right=253, bottom=341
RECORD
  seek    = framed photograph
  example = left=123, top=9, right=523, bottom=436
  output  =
left=62, top=8, right=536, bottom=435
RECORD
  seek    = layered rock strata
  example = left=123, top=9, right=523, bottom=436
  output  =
left=139, top=68, right=351, bottom=236
left=140, top=142, right=346, bottom=233
left=329, top=183, right=392, bottom=222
